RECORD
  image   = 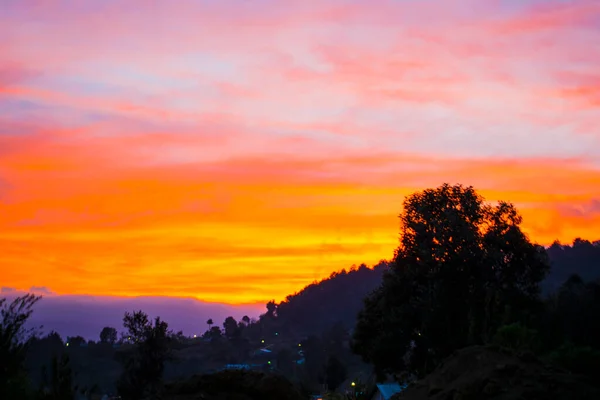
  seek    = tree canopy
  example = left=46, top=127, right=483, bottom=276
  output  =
left=117, top=310, right=171, bottom=399
left=99, top=326, right=117, bottom=344
left=352, top=184, right=550, bottom=377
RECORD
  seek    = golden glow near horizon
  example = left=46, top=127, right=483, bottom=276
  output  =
left=1, top=0, right=600, bottom=304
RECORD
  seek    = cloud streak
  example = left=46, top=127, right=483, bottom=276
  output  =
left=1, top=0, right=599, bottom=303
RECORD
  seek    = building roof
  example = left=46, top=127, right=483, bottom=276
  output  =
left=375, top=383, right=406, bottom=400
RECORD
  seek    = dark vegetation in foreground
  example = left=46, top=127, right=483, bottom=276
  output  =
left=1, top=184, right=600, bottom=399
left=392, top=345, right=600, bottom=400
left=164, top=369, right=305, bottom=400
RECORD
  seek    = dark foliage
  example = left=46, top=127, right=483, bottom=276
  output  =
left=0, top=294, right=41, bottom=399
left=122, top=310, right=150, bottom=344
left=223, top=316, right=240, bottom=339
left=25, top=332, right=65, bottom=390
left=117, top=310, right=171, bottom=400
left=204, top=326, right=223, bottom=341
left=537, top=276, right=600, bottom=351
left=543, top=239, right=600, bottom=293
left=100, top=326, right=118, bottom=344
left=253, top=239, right=598, bottom=347
left=392, top=346, right=600, bottom=400
left=352, top=184, right=550, bottom=377
left=273, top=262, right=389, bottom=335
left=164, top=370, right=304, bottom=400
left=38, top=353, right=75, bottom=400
left=66, top=336, right=85, bottom=347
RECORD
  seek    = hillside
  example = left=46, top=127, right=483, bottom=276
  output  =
left=393, top=346, right=600, bottom=400
left=269, top=239, right=600, bottom=335
left=273, top=261, right=389, bottom=335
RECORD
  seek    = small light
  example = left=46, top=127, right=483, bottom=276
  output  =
left=267, top=361, right=271, bottom=365
left=261, top=339, right=265, bottom=343
left=275, top=332, right=278, bottom=336
left=66, top=343, right=69, bottom=347
left=351, top=382, right=356, bottom=387
left=298, top=343, right=301, bottom=347
left=193, top=334, right=197, bottom=338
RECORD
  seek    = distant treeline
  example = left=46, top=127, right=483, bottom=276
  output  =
left=544, top=239, right=600, bottom=292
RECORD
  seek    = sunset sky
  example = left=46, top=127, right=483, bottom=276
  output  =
left=1, top=0, right=599, bottom=305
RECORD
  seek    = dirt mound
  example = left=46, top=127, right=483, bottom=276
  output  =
left=163, top=369, right=304, bottom=400
left=394, top=345, right=600, bottom=400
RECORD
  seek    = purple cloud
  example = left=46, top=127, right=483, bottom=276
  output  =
left=29, top=286, right=54, bottom=295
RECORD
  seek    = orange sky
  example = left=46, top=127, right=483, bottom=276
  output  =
left=1, top=0, right=600, bottom=304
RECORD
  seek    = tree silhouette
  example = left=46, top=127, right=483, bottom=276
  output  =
left=0, top=294, right=41, bottom=398
left=540, top=274, right=600, bottom=352
left=99, top=326, right=118, bottom=344
left=223, top=316, right=239, bottom=339
left=266, top=301, right=277, bottom=319
left=206, top=326, right=223, bottom=341
left=352, top=184, right=550, bottom=377
left=207, top=318, right=213, bottom=331
left=66, top=336, right=85, bottom=347
left=123, top=310, right=150, bottom=343
left=543, top=239, right=600, bottom=293
left=117, top=310, right=171, bottom=400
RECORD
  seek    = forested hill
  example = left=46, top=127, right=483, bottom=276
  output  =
left=270, top=239, right=600, bottom=335
left=544, top=239, right=600, bottom=293
left=273, top=261, right=389, bottom=335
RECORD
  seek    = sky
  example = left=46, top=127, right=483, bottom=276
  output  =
left=1, top=0, right=600, bottom=307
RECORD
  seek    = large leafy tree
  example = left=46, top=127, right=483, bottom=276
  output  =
left=352, top=184, right=549, bottom=378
